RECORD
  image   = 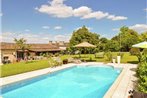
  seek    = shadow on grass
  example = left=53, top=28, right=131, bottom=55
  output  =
left=95, top=57, right=104, bottom=59
left=127, top=61, right=138, bottom=64
left=85, top=60, right=97, bottom=62
left=25, top=60, right=37, bottom=64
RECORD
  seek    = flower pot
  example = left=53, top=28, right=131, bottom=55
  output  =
left=112, top=59, right=116, bottom=64
left=117, top=56, right=121, bottom=64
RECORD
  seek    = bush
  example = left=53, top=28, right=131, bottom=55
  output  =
left=130, top=48, right=140, bottom=55
left=130, top=48, right=142, bottom=62
left=63, top=59, right=68, bottom=64
left=105, top=51, right=112, bottom=61
left=54, top=53, right=60, bottom=57
left=137, top=55, right=147, bottom=93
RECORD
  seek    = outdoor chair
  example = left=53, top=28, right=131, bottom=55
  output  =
left=67, top=57, right=81, bottom=64
left=52, top=57, right=63, bottom=65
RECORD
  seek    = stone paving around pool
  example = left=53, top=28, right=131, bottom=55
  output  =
left=0, top=62, right=138, bottom=98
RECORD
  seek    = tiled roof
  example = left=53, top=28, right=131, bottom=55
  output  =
left=1, top=42, right=61, bottom=51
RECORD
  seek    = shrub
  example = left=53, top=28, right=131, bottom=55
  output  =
left=130, top=48, right=140, bottom=55
left=137, top=55, right=147, bottom=93
left=54, top=53, right=60, bottom=57
left=130, top=48, right=142, bottom=62
left=63, top=59, right=68, bottom=64
left=105, top=51, right=112, bottom=61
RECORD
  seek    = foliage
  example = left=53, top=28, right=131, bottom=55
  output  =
left=130, top=48, right=147, bottom=63
left=112, top=26, right=140, bottom=51
left=137, top=56, right=147, bottom=93
left=105, top=40, right=120, bottom=52
left=139, top=32, right=147, bottom=41
left=105, top=51, right=113, bottom=61
left=14, top=38, right=30, bottom=50
left=14, top=38, right=30, bottom=59
left=70, top=26, right=100, bottom=46
left=69, top=26, right=100, bottom=53
left=54, top=53, right=60, bottom=57
left=130, top=48, right=140, bottom=55
left=98, top=37, right=108, bottom=51
left=69, top=26, right=146, bottom=52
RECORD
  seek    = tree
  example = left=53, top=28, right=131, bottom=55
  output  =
left=139, top=32, right=147, bottom=41
left=112, top=26, right=140, bottom=51
left=69, top=26, right=100, bottom=53
left=14, top=38, right=30, bottom=60
left=98, top=37, right=109, bottom=51
left=105, top=40, right=120, bottom=52
left=70, top=26, right=100, bottom=46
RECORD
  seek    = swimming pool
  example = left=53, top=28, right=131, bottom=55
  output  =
left=1, top=65, right=121, bottom=98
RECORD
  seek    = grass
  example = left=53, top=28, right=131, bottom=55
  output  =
left=61, top=52, right=138, bottom=63
left=0, top=60, right=53, bottom=77
left=1, top=52, right=138, bottom=77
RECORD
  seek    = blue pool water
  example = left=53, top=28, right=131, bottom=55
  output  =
left=1, top=65, right=121, bottom=98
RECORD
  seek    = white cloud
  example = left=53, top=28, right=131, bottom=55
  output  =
left=87, top=27, right=93, bottom=30
left=35, top=0, right=73, bottom=18
left=129, top=24, right=147, bottom=33
left=1, top=32, right=71, bottom=43
left=82, top=11, right=109, bottom=19
left=36, top=0, right=127, bottom=21
left=54, top=34, right=71, bottom=41
left=107, top=15, right=128, bottom=21
left=0, top=12, right=3, bottom=16
left=25, top=29, right=30, bottom=32
left=73, top=6, right=92, bottom=17
left=54, top=26, right=62, bottom=30
left=76, top=26, right=92, bottom=31
left=144, top=8, right=147, bottom=11
left=42, top=26, right=50, bottom=29
left=1, top=32, right=50, bottom=43
left=112, top=28, right=119, bottom=31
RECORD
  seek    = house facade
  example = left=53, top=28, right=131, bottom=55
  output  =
left=1, top=42, right=61, bottom=63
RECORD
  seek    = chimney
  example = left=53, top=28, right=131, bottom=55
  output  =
left=49, top=41, right=52, bottom=44
left=59, top=41, right=64, bottom=45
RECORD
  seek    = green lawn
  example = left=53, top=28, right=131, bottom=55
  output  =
left=0, top=60, right=53, bottom=77
left=1, top=52, right=138, bottom=77
left=61, top=52, right=138, bottom=63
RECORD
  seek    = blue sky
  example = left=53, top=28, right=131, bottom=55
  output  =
left=1, top=0, right=147, bottom=43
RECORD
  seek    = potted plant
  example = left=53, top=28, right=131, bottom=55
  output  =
left=112, top=56, right=116, bottom=64
left=117, top=53, right=121, bottom=64
left=63, top=59, right=68, bottom=64
left=117, top=52, right=124, bottom=64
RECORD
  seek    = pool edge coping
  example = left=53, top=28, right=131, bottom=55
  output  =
left=103, top=65, right=127, bottom=98
left=0, top=62, right=131, bottom=98
left=0, top=63, right=76, bottom=87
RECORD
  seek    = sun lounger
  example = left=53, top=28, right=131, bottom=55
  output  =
left=67, top=57, right=81, bottom=64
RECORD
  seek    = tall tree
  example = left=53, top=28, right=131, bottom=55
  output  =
left=14, top=38, right=30, bottom=60
left=69, top=26, right=100, bottom=53
left=140, top=32, right=147, bottom=41
left=70, top=26, right=100, bottom=46
left=98, top=37, right=109, bottom=51
left=112, top=26, right=140, bottom=51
